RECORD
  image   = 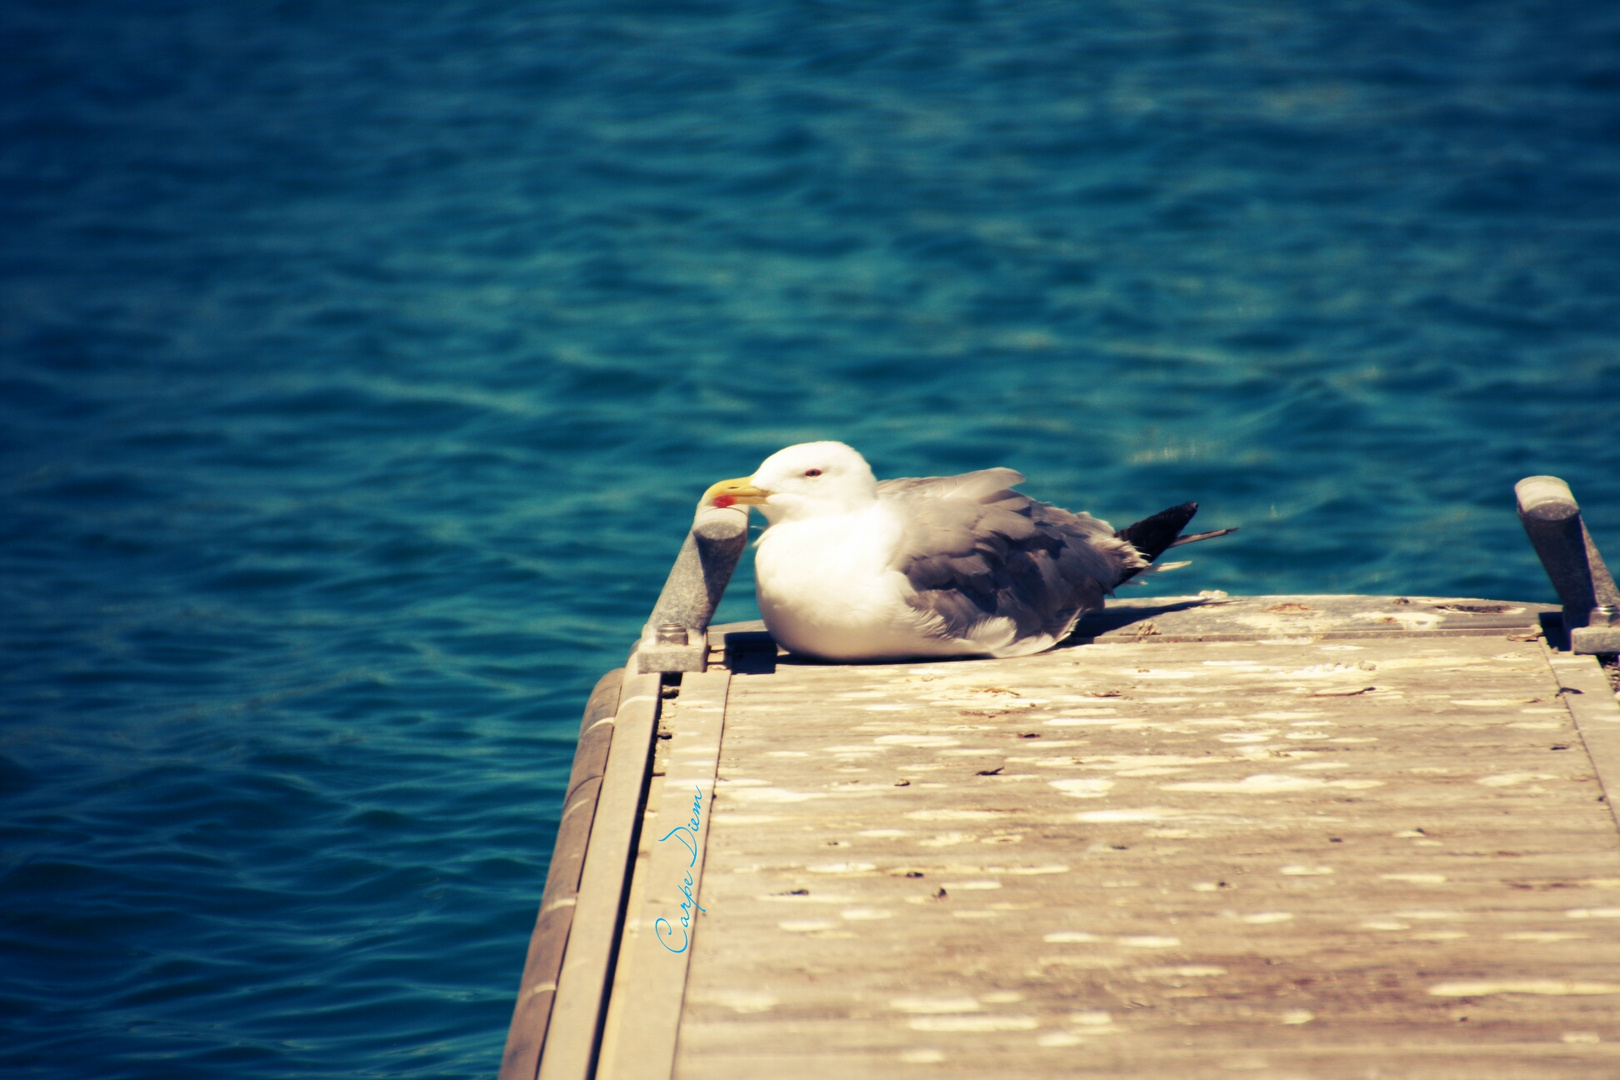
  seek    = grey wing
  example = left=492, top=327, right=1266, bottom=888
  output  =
left=877, top=468, right=1026, bottom=503
left=882, top=477, right=1146, bottom=644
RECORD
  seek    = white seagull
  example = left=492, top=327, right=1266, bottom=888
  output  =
left=702, top=441, right=1234, bottom=662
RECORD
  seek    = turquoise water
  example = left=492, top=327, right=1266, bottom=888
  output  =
left=3, top=2, right=1618, bottom=1076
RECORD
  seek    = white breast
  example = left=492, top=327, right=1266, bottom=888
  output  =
left=752, top=502, right=953, bottom=661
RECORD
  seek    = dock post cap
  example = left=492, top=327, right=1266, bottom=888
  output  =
left=1515, top=475, right=1580, bottom=522
left=691, top=502, right=749, bottom=542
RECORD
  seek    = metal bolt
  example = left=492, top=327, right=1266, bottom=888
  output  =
left=655, top=622, right=689, bottom=645
left=1594, top=605, right=1618, bottom=627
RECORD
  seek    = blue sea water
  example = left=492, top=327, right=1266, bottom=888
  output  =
left=2, top=1, right=1618, bottom=1075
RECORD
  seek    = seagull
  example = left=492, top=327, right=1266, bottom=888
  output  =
left=702, top=441, right=1235, bottom=662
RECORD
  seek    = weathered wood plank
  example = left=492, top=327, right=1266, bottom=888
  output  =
left=598, top=670, right=732, bottom=1080
left=675, top=630, right=1620, bottom=1079
left=706, top=593, right=1557, bottom=657
left=1071, top=592, right=1553, bottom=643
left=499, top=669, right=623, bottom=1080
left=1547, top=651, right=1620, bottom=833
left=537, top=667, right=662, bottom=1080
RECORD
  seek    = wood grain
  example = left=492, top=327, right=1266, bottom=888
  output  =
left=674, top=628, right=1620, bottom=1079
left=598, top=669, right=732, bottom=1080
left=499, top=668, right=623, bottom=1080
left=538, top=667, right=662, bottom=1080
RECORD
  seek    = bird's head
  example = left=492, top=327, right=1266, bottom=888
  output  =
left=703, top=441, right=879, bottom=523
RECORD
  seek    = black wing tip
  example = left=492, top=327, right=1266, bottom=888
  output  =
left=1116, top=502, right=1200, bottom=563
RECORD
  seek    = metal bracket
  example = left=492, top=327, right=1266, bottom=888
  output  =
left=633, top=501, right=750, bottom=674
left=1515, top=475, right=1620, bottom=654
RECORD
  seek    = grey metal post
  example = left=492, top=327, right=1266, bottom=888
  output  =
left=634, top=502, right=750, bottom=673
left=1515, top=475, right=1620, bottom=654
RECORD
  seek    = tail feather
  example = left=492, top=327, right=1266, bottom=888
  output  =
left=1116, top=502, right=1199, bottom=564
left=1114, top=502, right=1239, bottom=585
left=1167, top=527, right=1239, bottom=549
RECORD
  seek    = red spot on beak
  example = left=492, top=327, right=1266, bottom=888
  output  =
left=713, top=495, right=736, bottom=508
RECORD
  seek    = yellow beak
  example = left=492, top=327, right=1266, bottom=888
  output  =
left=703, top=476, right=771, bottom=508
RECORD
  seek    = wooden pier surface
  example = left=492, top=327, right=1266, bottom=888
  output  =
left=508, top=594, right=1620, bottom=1080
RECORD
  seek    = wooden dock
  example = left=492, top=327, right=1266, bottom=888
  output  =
left=503, top=593, right=1620, bottom=1080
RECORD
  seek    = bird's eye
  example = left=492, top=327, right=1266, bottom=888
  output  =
left=804, top=469, right=822, bottom=477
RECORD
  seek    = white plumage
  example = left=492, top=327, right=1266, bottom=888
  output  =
left=704, top=441, right=1226, bottom=663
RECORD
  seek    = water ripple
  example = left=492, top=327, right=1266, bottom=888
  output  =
left=3, top=1, right=1618, bottom=1076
